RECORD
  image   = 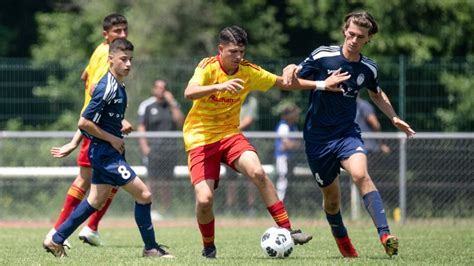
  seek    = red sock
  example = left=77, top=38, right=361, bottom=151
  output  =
left=267, top=200, right=292, bottom=230
left=87, top=187, right=118, bottom=231
left=54, top=184, right=85, bottom=229
left=198, top=219, right=215, bottom=248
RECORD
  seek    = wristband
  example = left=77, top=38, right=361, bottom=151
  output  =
left=315, top=81, right=326, bottom=91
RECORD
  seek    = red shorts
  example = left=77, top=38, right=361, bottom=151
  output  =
left=187, top=133, right=256, bottom=189
left=77, top=136, right=91, bottom=167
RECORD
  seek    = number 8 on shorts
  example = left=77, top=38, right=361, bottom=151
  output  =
left=118, top=165, right=131, bottom=179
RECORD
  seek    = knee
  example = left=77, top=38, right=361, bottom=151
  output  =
left=139, top=190, right=153, bottom=203
left=351, top=171, right=370, bottom=186
left=323, top=197, right=340, bottom=213
left=88, top=197, right=107, bottom=210
left=73, top=177, right=90, bottom=191
left=197, top=195, right=214, bottom=212
left=248, top=167, right=266, bottom=184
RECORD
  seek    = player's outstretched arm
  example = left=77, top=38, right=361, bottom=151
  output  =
left=50, top=129, right=83, bottom=158
left=276, top=68, right=349, bottom=92
left=78, top=117, right=125, bottom=154
left=184, top=79, right=244, bottom=100
left=282, top=64, right=299, bottom=86
left=368, top=90, right=416, bottom=138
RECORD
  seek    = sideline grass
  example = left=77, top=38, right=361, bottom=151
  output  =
left=0, top=219, right=472, bottom=265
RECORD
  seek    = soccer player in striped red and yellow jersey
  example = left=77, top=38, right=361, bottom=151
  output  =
left=183, top=25, right=350, bottom=258
left=46, top=14, right=131, bottom=247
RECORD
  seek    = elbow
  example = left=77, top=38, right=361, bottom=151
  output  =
left=77, top=118, right=87, bottom=130
left=184, top=90, right=194, bottom=100
left=184, top=84, right=206, bottom=100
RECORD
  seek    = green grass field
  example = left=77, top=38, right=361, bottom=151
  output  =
left=0, top=218, right=472, bottom=265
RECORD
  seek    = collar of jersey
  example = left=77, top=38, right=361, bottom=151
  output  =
left=216, top=54, right=239, bottom=76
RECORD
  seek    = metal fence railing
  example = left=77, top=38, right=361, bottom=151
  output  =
left=0, top=131, right=472, bottom=221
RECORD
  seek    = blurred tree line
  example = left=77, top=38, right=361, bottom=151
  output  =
left=1, top=0, right=473, bottom=131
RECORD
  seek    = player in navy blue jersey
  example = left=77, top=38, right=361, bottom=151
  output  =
left=283, top=11, right=415, bottom=258
left=42, top=38, right=174, bottom=259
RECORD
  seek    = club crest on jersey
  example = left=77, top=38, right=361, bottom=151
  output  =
left=357, top=73, right=365, bottom=86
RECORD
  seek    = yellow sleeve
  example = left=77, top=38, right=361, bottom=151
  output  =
left=247, top=65, right=277, bottom=92
left=189, top=66, right=207, bottom=86
left=188, top=58, right=212, bottom=86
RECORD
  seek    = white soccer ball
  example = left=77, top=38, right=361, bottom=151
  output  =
left=260, top=227, right=294, bottom=258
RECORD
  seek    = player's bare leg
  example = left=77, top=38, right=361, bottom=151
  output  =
left=87, top=184, right=113, bottom=209
left=341, top=153, right=376, bottom=195
left=234, top=151, right=312, bottom=245
left=194, top=180, right=216, bottom=225
left=194, top=179, right=217, bottom=258
left=320, top=177, right=358, bottom=257
left=342, top=153, right=398, bottom=257
left=234, top=151, right=279, bottom=206
left=75, top=166, right=93, bottom=190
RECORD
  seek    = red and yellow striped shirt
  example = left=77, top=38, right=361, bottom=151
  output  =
left=183, top=55, right=277, bottom=151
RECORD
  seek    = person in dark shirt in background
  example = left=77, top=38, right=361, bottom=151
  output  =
left=138, top=80, right=184, bottom=220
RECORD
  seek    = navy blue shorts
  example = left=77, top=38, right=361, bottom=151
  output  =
left=88, top=141, right=136, bottom=186
left=305, top=133, right=366, bottom=187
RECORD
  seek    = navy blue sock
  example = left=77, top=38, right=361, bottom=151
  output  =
left=53, top=200, right=97, bottom=244
left=135, top=202, right=158, bottom=250
left=325, top=211, right=348, bottom=238
left=363, top=190, right=390, bottom=238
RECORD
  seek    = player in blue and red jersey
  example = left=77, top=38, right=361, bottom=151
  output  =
left=43, top=38, right=173, bottom=259
left=283, top=11, right=415, bottom=258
